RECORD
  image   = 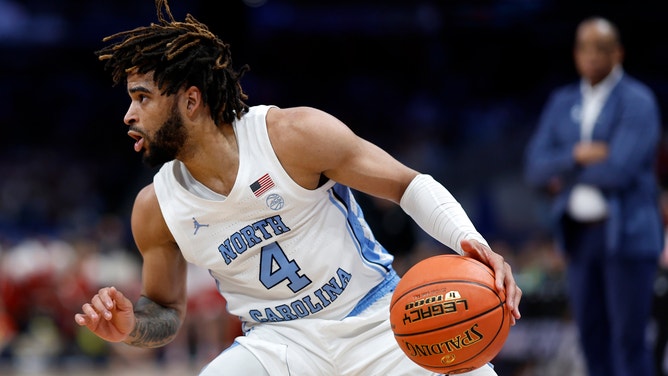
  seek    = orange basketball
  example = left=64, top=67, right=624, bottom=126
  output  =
left=390, top=254, right=511, bottom=374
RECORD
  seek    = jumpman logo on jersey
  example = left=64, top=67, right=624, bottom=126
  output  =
left=192, top=217, right=209, bottom=235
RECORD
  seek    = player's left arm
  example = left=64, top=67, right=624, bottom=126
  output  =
left=268, top=106, right=521, bottom=323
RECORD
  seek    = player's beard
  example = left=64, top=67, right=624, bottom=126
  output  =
left=143, top=103, right=188, bottom=168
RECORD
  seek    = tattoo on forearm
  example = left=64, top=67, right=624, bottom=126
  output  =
left=125, top=296, right=180, bottom=348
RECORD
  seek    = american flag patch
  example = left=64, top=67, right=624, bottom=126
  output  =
left=250, top=173, right=275, bottom=197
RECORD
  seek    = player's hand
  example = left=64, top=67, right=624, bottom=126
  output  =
left=74, top=286, right=136, bottom=342
left=460, top=239, right=522, bottom=325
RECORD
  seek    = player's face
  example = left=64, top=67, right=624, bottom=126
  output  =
left=573, top=22, right=622, bottom=86
left=124, top=72, right=188, bottom=167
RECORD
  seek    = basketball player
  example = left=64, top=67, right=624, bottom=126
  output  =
left=74, top=1, right=522, bottom=375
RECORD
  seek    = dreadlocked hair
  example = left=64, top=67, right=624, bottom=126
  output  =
left=95, top=0, right=249, bottom=125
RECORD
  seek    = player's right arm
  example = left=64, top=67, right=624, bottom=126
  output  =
left=75, top=183, right=188, bottom=348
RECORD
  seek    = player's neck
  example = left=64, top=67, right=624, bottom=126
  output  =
left=179, top=123, right=239, bottom=196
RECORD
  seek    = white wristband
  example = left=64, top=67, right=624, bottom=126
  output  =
left=399, top=174, right=488, bottom=254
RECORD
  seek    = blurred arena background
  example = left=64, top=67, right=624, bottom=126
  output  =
left=0, top=0, right=667, bottom=375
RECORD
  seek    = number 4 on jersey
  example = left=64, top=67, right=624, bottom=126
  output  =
left=259, top=242, right=312, bottom=292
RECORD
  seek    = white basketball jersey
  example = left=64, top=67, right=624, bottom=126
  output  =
left=153, top=105, right=398, bottom=329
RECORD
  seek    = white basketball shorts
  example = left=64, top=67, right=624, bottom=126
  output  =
left=199, top=293, right=497, bottom=376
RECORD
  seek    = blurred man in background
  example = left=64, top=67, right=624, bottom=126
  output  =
left=524, top=16, right=663, bottom=376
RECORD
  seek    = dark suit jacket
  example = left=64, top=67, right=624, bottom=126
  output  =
left=524, top=72, right=664, bottom=258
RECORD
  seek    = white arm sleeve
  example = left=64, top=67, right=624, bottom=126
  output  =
left=399, top=174, right=488, bottom=254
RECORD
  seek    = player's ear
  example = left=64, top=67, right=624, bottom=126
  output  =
left=184, top=86, right=202, bottom=114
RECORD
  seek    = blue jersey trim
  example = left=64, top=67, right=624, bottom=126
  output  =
left=328, top=184, right=393, bottom=274
left=346, top=270, right=399, bottom=317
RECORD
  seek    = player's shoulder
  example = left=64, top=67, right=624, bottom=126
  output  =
left=131, top=183, right=173, bottom=233
left=130, top=182, right=177, bottom=252
left=266, top=106, right=330, bottom=126
left=266, top=106, right=343, bottom=142
left=133, top=183, right=160, bottom=212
